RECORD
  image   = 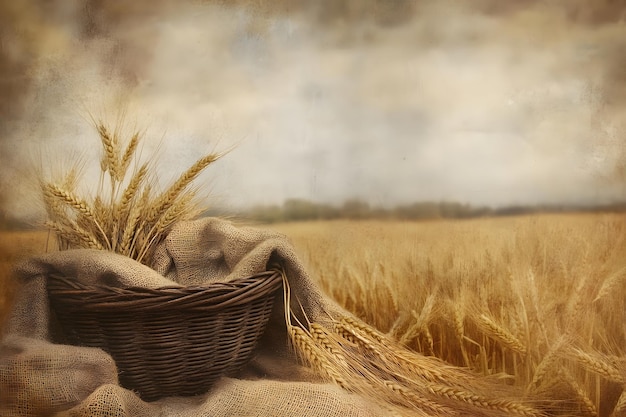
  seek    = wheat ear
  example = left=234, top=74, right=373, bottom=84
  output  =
left=427, top=385, right=541, bottom=417
left=136, top=191, right=196, bottom=264
left=381, top=380, right=457, bottom=416
left=614, top=390, right=626, bottom=417
left=119, top=200, right=143, bottom=257
left=97, top=123, right=120, bottom=181
left=116, top=163, right=148, bottom=220
left=527, top=337, right=566, bottom=393
left=336, top=318, right=471, bottom=387
left=45, top=221, right=103, bottom=250
left=594, top=266, right=626, bottom=303
left=288, top=325, right=350, bottom=390
left=398, top=291, right=437, bottom=348
left=119, top=131, right=140, bottom=181
left=562, top=370, right=598, bottom=417
left=145, top=153, right=219, bottom=223
left=566, top=347, right=624, bottom=384
left=476, top=314, right=527, bottom=355
left=45, top=183, right=110, bottom=249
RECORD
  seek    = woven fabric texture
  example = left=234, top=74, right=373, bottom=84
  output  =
left=1, top=218, right=387, bottom=417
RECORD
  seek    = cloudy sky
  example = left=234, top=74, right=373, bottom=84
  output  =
left=1, top=0, right=625, bottom=221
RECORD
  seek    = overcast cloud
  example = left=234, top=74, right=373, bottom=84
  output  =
left=1, top=1, right=625, bottom=222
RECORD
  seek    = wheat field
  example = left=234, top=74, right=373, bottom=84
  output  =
left=0, top=230, right=56, bottom=329
left=267, top=213, right=626, bottom=416
left=1, top=213, right=625, bottom=415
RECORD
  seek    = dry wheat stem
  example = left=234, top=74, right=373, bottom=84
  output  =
left=44, top=221, right=74, bottom=249
left=116, top=163, right=149, bottom=220
left=336, top=320, right=441, bottom=384
left=594, top=266, right=626, bottom=303
left=615, top=390, right=626, bottom=415
left=476, top=313, right=527, bottom=355
left=136, top=192, right=196, bottom=264
left=288, top=325, right=351, bottom=390
left=119, top=201, right=143, bottom=257
left=339, top=317, right=474, bottom=386
left=309, top=323, right=349, bottom=365
left=119, top=132, right=140, bottom=181
left=45, top=183, right=111, bottom=249
left=45, top=221, right=103, bottom=250
left=566, top=347, right=624, bottom=384
left=97, top=124, right=120, bottom=182
left=427, top=384, right=541, bottom=417
left=381, top=380, right=458, bottom=416
left=527, top=337, right=566, bottom=394
left=387, top=311, right=412, bottom=341
left=399, top=291, right=437, bottom=347
left=145, top=153, right=219, bottom=223
left=561, top=370, right=598, bottom=417
left=127, top=184, right=153, bottom=257
left=341, top=316, right=386, bottom=343
left=41, top=184, right=68, bottom=223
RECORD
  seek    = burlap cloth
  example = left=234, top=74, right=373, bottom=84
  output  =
left=1, top=218, right=390, bottom=417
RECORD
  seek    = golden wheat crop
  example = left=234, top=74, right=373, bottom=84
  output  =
left=1, top=213, right=625, bottom=415
left=268, top=213, right=626, bottom=416
left=41, top=122, right=221, bottom=264
left=0, top=230, right=52, bottom=329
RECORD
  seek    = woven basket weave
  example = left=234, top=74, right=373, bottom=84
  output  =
left=47, top=270, right=283, bottom=401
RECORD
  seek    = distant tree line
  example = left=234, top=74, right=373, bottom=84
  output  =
left=237, top=198, right=626, bottom=224
left=1, top=199, right=625, bottom=230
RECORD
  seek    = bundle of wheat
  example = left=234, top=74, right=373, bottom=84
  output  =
left=40, top=123, right=221, bottom=264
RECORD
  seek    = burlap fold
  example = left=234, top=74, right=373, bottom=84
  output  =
left=1, top=218, right=387, bottom=417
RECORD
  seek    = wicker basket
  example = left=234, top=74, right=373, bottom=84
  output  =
left=47, top=271, right=283, bottom=401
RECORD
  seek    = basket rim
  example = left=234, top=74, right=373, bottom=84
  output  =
left=47, top=270, right=283, bottom=313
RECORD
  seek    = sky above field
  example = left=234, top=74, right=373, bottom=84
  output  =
left=1, top=1, right=625, bottom=221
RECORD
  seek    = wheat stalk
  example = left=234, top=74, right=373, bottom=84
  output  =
left=398, top=291, right=437, bottom=348
left=566, top=347, right=624, bottom=384
left=41, top=122, right=221, bottom=265
left=561, top=369, right=598, bottom=417
left=45, top=221, right=103, bottom=250
left=44, top=181, right=112, bottom=250
left=453, top=303, right=465, bottom=342
left=145, top=153, right=220, bottom=223
left=336, top=317, right=477, bottom=389
left=527, top=337, right=566, bottom=393
left=288, top=325, right=351, bottom=390
left=476, top=313, right=527, bottom=355
left=119, top=199, right=143, bottom=257
left=594, top=266, right=626, bottom=303
left=116, top=163, right=149, bottom=221
left=137, top=192, right=197, bottom=264
left=614, top=390, right=626, bottom=417
left=427, top=385, right=541, bottom=417
left=309, top=323, right=349, bottom=365
left=381, top=380, right=457, bottom=416
left=340, top=316, right=386, bottom=343
left=45, top=183, right=95, bottom=220
left=97, top=124, right=120, bottom=182
left=119, top=131, right=140, bottom=181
